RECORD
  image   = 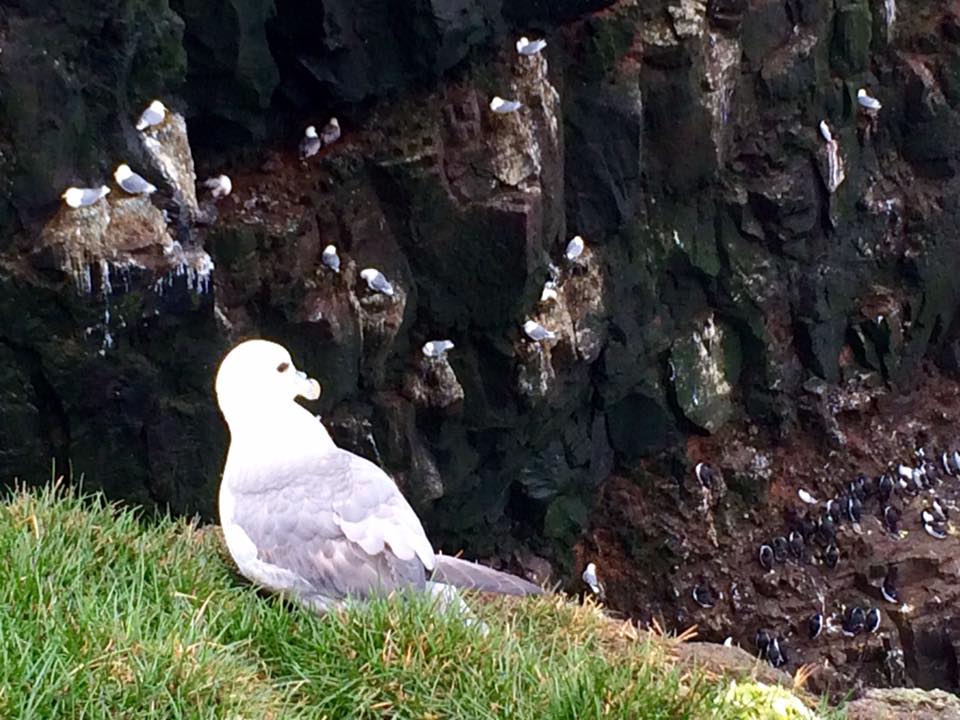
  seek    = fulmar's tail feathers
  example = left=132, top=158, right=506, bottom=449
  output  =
left=430, top=555, right=544, bottom=596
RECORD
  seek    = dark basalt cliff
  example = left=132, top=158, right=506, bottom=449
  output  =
left=2, top=0, right=960, bottom=698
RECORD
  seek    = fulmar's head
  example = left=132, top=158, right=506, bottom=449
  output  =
left=215, top=340, right=321, bottom=423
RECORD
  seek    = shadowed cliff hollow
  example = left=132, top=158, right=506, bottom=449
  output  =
left=2, top=0, right=960, bottom=699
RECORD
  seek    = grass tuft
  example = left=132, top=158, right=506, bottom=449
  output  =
left=0, top=483, right=832, bottom=718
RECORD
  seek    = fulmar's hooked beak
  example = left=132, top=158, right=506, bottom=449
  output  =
left=295, top=369, right=321, bottom=401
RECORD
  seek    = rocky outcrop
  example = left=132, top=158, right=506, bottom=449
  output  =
left=1, top=0, right=960, bottom=699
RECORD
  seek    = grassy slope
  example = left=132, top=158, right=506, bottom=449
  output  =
left=0, top=485, right=822, bottom=719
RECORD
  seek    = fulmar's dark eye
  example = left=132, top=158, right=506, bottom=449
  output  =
left=276, top=362, right=290, bottom=373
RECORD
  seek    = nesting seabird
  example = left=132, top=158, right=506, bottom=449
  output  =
left=842, top=606, right=866, bottom=636
left=581, top=562, right=604, bottom=599
left=114, top=164, right=156, bottom=196
left=695, top=462, right=715, bottom=488
left=490, top=96, right=522, bottom=113
left=360, top=268, right=394, bottom=296
left=922, top=516, right=947, bottom=540
left=540, top=281, right=558, bottom=303
left=422, top=340, right=454, bottom=359
left=691, top=583, right=717, bottom=609
left=788, top=531, right=804, bottom=559
left=865, top=607, right=881, bottom=633
left=824, top=542, right=840, bottom=569
left=321, top=244, right=340, bottom=273
left=877, top=474, right=894, bottom=503
left=846, top=495, right=863, bottom=524
left=758, top=544, right=774, bottom=571
left=808, top=613, right=823, bottom=640
left=202, top=175, right=233, bottom=199
left=881, top=566, right=899, bottom=604
left=766, top=637, right=786, bottom=668
left=755, top=629, right=772, bottom=658
left=882, top=505, right=901, bottom=534
left=61, top=185, right=110, bottom=208
left=818, top=120, right=833, bottom=143
left=565, top=235, right=585, bottom=262
left=772, top=536, right=789, bottom=564
left=523, top=320, right=556, bottom=342
left=214, top=340, right=543, bottom=613
left=857, top=88, right=882, bottom=111
left=299, top=126, right=321, bottom=160
left=798, top=488, right=818, bottom=505
left=321, top=117, right=341, bottom=146
left=516, top=36, right=547, bottom=55
left=136, top=99, right=167, bottom=131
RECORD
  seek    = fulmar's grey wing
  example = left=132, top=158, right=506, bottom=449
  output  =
left=229, top=448, right=436, bottom=606
left=431, top=555, right=543, bottom=596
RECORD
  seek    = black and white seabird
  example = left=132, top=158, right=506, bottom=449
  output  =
left=865, top=607, right=881, bottom=633
left=516, top=36, right=547, bottom=55
left=695, top=462, right=715, bottom=488
left=931, top=499, right=948, bottom=523
left=824, top=543, right=840, bottom=569
left=857, top=88, right=882, bottom=111
left=826, top=499, right=842, bottom=525
left=788, top=531, right=805, bottom=559
left=808, top=612, right=823, bottom=640
left=766, top=637, right=786, bottom=668
left=922, top=517, right=947, bottom=540
left=818, top=514, right=837, bottom=546
left=877, top=474, right=894, bottom=503
left=882, top=505, right=901, bottom=535
left=422, top=340, right=454, bottom=359
left=758, top=544, right=775, bottom=571
left=881, top=566, right=899, bottom=603
left=772, top=536, right=789, bottom=563
left=842, top=606, right=866, bottom=636
left=755, top=629, right=772, bottom=658
left=582, top=562, right=605, bottom=599
left=360, top=268, right=394, bottom=296
left=846, top=495, right=863, bottom=524
left=692, top=583, right=717, bottom=609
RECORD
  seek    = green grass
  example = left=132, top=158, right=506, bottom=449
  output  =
left=0, top=483, right=826, bottom=719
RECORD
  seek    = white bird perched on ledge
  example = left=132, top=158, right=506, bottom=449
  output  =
left=202, top=175, right=232, bottom=199
left=523, top=320, right=555, bottom=342
left=490, top=96, right=522, bottom=113
left=321, top=117, right=341, bottom=146
left=214, top=339, right=543, bottom=614
left=321, top=245, right=340, bottom=273
left=565, top=235, right=585, bottom=261
left=516, top=37, right=547, bottom=55
left=61, top=185, right=110, bottom=208
left=114, top=164, right=156, bottom=195
left=857, top=88, right=882, bottom=111
left=136, top=99, right=166, bottom=131
left=422, top=340, right=454, bottom=359
left=360, top=268, right=394, bottom=296
left=299, top=126, right=321, bottom=160
left=818, top=120, right=833, bottom=143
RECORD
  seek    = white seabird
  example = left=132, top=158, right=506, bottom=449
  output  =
left=540, top=281, right=558, bottom=303
left=581, top=562, right=604, bottom=598
left=819, top=120, right=833, bottom=143
left=857, top=88, right=882, bottom=111
left=321, top=117, right=341, bottom=146
left=299, top=126, right=321, bottom=160
left=202, top=175, right=233, bottom=199
left=214, top=339, right=542, bottom=613
left=114, top=164, right=156, bottom=195
left=321, top=244, right=340, bottom=273
left=136, top=99, right=166, bottom=131
left=490, top=96, right=522, bottom=113
left=422, top=340, right=454, bottom=359
left=565, top=235, right=585, bottom=261
left=798, top=488, right=818, bottom=505
left=61, top=185, right=110, bottom=208
left=516, top=37, right=547, bottom=55
left=360, top=268, right=394, bottom=296
left=523, top=320, right=556, bottom=342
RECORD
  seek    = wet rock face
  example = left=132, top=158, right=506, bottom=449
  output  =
left=2, top=0, right=960, bottom=696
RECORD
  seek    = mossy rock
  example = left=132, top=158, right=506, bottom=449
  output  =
left=830, top=2, right=873, bottom=77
